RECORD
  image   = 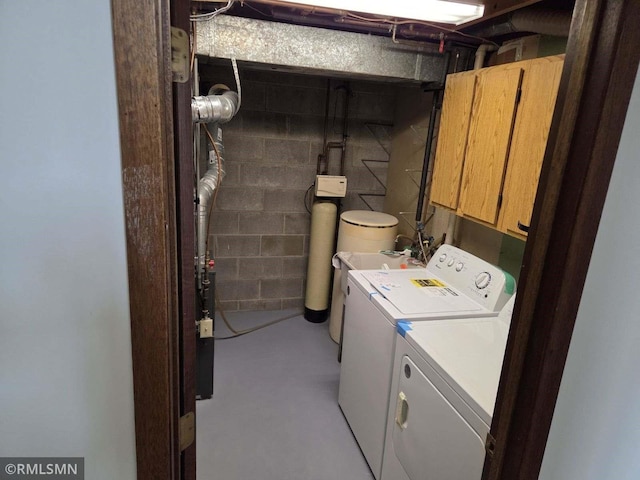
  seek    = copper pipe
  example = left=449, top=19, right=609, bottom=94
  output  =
left=245, top=0, right=348, bottom=16
left=334, top=16, right=392, bottom=31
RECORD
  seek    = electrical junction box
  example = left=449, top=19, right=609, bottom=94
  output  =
left=199, top=318, right=213, bottom=338
left=315, top=175, right=347, bottom=198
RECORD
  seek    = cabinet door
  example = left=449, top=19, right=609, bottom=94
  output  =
left=458, top=68, right=523, bottom=225
left=430, top=72, right=477, bottom=210
left=499, top=58, right=564, bottom=238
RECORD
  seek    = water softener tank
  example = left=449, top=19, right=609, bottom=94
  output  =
left=329, top=210, right=398, bottom=342
left=304, top=201, right=338, bottom=323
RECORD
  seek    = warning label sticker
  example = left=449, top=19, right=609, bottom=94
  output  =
left=411, top=278, right=446, bottom=288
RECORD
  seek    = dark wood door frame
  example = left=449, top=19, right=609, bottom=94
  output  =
left=170, top=0, right=197, bottom=478
left=111, top=0, right=182, bottom=478
left=484, top=0, right=640, bottom=478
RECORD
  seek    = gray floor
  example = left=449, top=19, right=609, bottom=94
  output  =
left=196, top=309, right=374, bottom=480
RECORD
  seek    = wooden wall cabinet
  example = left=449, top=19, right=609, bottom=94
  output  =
left=429, top=72, right=477, bottom=209
left=430, top=55, right=564, bottom=239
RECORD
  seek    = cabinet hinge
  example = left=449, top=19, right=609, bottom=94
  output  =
left=179, top=411, right=195, bottom=451
left=170, top=26, right=190, bottom=84
left=497, top=193, right=503, bottom=209
left=485, top=432, right=497, bottom=459
left=515, top=87, right=522, bottom=104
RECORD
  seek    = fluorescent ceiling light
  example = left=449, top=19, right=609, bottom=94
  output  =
left=274, top=0, right=485, bottom=25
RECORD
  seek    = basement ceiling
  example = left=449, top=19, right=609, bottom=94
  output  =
left=192, top=0, right=575, bottom=45
left=192, top=0, right=574, bottom=83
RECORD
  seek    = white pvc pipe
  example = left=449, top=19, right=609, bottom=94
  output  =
left=474, top=43, right=496, bottom=70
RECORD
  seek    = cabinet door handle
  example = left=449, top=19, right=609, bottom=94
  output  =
left=517, top=221, right=530, bottom=233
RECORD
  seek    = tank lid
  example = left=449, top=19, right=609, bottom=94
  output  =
left=340, top=210, right=398, bottom=228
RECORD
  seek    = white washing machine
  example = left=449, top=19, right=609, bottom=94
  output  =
left=380, top=296, right=515, bottom=480
left=338, top=245, right=515, bottom=479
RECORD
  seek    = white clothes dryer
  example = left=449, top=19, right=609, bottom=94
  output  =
left=380, top=296, right=515, bottom=480
left=338, top=245, right=515, bottom=479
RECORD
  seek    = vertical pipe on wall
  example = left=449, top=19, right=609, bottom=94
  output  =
left=416, top=50, right=451, bottom=230
left=415, top=88, right=442, bottom=225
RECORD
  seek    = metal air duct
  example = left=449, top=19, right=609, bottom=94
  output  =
left=197, top=125, right=226, bottom=281
left=467, top=8, right=572, bottom=38
left=192, top=88, right=239, bottom=123
left=191, top=86, right=240, bottom=285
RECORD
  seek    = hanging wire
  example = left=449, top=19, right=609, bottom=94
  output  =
left=190, top=0, right=235, bottom=21
left=343, top=11, right=499, bottom=46
left=190, top=21, right=197, bottom=73
left=214, top=290, right=302, bottom=340
left=417, top=229, right=430, bottom=263
left=231, top=57, right=242, bottom=111
left=304, top=183, right=315, bottom=214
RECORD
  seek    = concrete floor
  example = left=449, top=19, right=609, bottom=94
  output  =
left=196, top=309, right=374, bottom=480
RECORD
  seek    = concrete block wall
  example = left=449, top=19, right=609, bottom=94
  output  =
left=199, top=65, right=398, bottom=311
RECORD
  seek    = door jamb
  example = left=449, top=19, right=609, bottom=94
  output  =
left=483, top=0, right=640, bottom=478
left=111, top=0, right=181, bottom=478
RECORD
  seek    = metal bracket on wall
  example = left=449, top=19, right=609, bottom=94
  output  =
left=357, top=159, right=388, bottom=211
left=179, top=411, right=195, bottom=451
left=357, top=193, right=386, bottom=212
left=365, top=123, right=393, bottom=155
left=397, top=210, right=434, bottom=233
left=404, top=169, right=424, bottom=189
left=361, top=159, right=389, bottom=191
left=170, top=27, right=190, bottom=84
left=355, top=123, right=393, bottom=211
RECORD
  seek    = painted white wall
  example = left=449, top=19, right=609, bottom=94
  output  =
left=0, top=1, right=137, bottom=478
left=539, top=70, right=640, bottom=479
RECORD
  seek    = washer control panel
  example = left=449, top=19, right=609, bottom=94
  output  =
left=428, top=244, right=514, bottom=312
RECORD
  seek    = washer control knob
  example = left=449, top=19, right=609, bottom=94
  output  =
left=455, top=262, right=464, bottom=272
left=447, top=258, right=455, bottom=267
left=475, top=272, right=492, bottom=289
left=439, top=254, right=447, bottom=263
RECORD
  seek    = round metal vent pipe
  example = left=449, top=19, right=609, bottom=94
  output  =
left=192, top=85, right=240, bottom=287
left=192, top=89, right=239, bottom=124
left=197, top=125, right=226, bottom=280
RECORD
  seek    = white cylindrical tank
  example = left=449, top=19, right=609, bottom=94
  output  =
left=304, top=201, right=338, bottom=323
left=329, top=210, right=398, bottom=342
